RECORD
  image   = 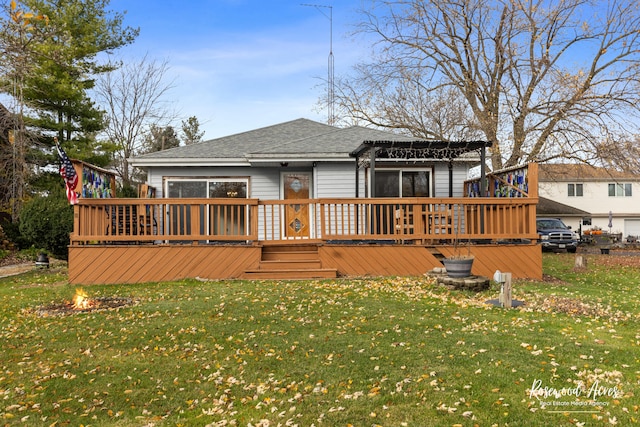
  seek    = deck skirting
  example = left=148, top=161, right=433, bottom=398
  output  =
left=68, top=242, right=541, bottom=285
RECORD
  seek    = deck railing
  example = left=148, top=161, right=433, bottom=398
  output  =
left=71, top=197, right=539, bottom=244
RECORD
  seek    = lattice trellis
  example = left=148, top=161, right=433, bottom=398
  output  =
left=352, top=140, right=492, bottom=166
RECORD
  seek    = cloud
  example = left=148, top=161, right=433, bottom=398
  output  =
left=103, top=0, right=364, bottom=138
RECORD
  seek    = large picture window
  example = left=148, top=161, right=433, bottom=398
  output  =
left=167, top=181, right=207, bottom=198
left=167, top=178, right=248, bottom=198
left=165, top=178, right=249, bottom=238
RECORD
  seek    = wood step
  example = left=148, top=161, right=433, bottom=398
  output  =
left=261, top=244, right=319, bottom=253
left=241, top=243, right=332, bottom=279
left=261, top=250, right=319, bottom=261
left=258, top=260, right=322, bottom=270
left=428, top=247, right=446, bottom=261
left=241, top=268, right=337, bottom=280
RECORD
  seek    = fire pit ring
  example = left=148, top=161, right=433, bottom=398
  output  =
left=34, top=296, right=136, bottom=317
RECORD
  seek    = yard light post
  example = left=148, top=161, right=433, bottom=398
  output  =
left=493, top=270, right=512, bottom=308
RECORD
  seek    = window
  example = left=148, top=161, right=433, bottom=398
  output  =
left=165, top=178, right=249, bottom=238
left=167, top=180, right=207, bottom=198
left=373, top=169, right=431, bottom=197
left=608, top=183, right=632, bottom=197
left=402, top=171, right=430, bottom=197
left=167, top=178, right=248, bottom=198
left=375, top=171, right=400, bottom=197
left=567, top=183, right=583, bottom=197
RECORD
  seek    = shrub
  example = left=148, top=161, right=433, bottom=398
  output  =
left=19, top=192, right=73, bottom=260
left=117, top=184, right=138, bottom=197
left=0, top=220, right=28, bottom=250
left=0, top=224, right=6, bottom=249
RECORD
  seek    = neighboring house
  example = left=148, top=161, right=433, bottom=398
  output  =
left=539, top=163, right=640, bottom=237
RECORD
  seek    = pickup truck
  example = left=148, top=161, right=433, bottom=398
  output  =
left=536, top=217, right=579, bottom=253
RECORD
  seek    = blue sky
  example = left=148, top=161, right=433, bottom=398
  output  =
left=106, top=0, right=367, bottom=140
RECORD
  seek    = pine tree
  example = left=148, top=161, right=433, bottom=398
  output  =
left=181, top=116, right=205, bottom=145
left=0, top=0, right=138, bottom=216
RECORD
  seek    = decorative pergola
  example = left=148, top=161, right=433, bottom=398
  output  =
left=350, top=140, right=493, bottom=197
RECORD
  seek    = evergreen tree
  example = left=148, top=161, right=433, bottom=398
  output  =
left=181, top=116, right=205, bottom=145
left=143, top=125, right=180, bottom=153
left=22, top=0, right=138, bottom=148
left=0, top=0, right=138, bottom=216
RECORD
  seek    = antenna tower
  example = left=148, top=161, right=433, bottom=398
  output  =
left=302, top=3, right=335, bottom=126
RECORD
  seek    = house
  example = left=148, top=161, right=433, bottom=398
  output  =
left=67, top=119, right=541, bottom=284
left=128, top=118, right=477, bottom=202
left=538, top=163, right=640, bottom=238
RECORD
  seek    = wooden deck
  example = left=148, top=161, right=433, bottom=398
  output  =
left=68, top=196, right=542, bottom=284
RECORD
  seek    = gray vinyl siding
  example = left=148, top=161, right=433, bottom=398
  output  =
left=433, top=163, right=469, bottom=197
left=315, top=163, right=364, bottom=198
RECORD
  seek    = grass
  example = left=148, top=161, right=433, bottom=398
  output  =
left=1, top=253, right=639, bottom=426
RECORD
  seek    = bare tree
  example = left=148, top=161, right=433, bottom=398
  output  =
left=95, top=55, right=174, bottom=186
left=336, top=66, right=484, bottom=141
left=339, top=0, right=640, bottom=170
left=596, top=133, right=640, bottom=175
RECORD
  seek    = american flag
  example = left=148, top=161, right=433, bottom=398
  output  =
left=56, top=142, right=79, bottom=205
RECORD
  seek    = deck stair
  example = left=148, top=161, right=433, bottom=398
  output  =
left=241, top=244, right=337, bottom=280
left=428, top=246, right=446, bottom=263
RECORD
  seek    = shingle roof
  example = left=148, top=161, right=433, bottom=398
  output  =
left=536, top=197, right=590, bottom=217
left=130, top=118, right=424, bottom=166
left=247, top=125, right=417, bottom=156
left=539, top=163, right=640, bottom=181
left=132, top=118, right=335, bottom=160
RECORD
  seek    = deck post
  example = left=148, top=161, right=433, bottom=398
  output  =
left=448, top=160, right=453, bottom=197
left=355, top=153, right=360, bottom=198
left=370, top=146, right=376, bottom=197
left=72, top=204, right=80, bottom=242
left=480, top=145, right=486, bottom=233
left=250, top=203, right=259, bottom=244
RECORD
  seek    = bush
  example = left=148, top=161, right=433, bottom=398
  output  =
left=0, top=224, right=6, bottom=249
left=19, top=192, right=73, bottom=260
left=0, top=220, right=29, bottom=250
left=117, top=184, right=138, bottom=197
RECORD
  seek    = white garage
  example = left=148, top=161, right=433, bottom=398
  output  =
left=624, top=219, right=640, bottom=239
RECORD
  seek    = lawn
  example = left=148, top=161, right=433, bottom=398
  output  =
left=0, top=253, right=639, bottom=426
